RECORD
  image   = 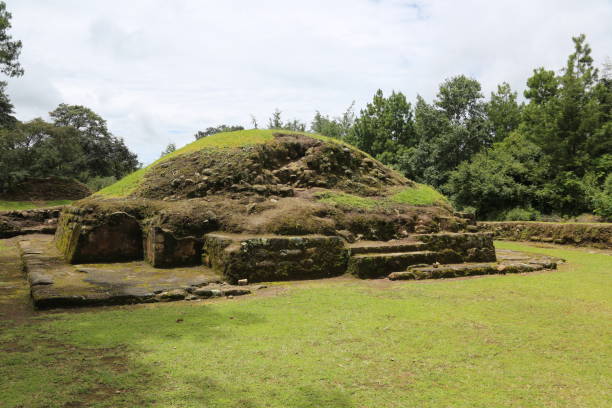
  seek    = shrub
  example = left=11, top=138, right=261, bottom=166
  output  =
left=501, top=207, right=541, bottom=221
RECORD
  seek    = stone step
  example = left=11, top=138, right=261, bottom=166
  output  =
left=347, top=251, right=438, bottom=279
left=388, top=259, right=558, bottom=281
left=347, top=240, right=427, bottom=255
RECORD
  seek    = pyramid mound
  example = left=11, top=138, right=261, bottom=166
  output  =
left=55, top=130, right=480, bottom=270
left=132, top=132, right=406, bottom=200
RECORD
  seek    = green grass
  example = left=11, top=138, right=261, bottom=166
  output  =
left=390, top=183, right=450, bottom=206
left=315, top=184, right=450, bottom=210
left=1, top=242, right=610, bottom=407
left=0, top=200, right=72, bottom=211
left=96, top=129, right=353, bottom=198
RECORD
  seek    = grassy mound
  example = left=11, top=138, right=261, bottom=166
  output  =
left=98, top=130, right=352, bottom=198
left=77, top=130, right=460, bottom=239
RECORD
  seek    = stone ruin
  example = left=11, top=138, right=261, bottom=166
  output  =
left=18, top=132, right=559, bottom=308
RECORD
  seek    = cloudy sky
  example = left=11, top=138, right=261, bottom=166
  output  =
left=5, top=0, right=612, bottom=164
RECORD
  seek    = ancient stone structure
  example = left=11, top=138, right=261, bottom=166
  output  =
left=20, top=130, right=554, bottom=308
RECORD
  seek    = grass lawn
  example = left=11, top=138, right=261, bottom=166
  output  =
left=0, top=241, right=610, bottom=407
left=0, top=200, right=72, bottom=211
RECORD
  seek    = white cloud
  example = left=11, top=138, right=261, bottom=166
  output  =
left=4, top=0, right=612, bottom=164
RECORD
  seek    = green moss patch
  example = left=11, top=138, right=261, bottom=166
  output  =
left=390, top=184, right=450, bottom=207
left=314, top=184, right=451, bottom=211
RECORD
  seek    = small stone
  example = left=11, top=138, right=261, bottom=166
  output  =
left=238, top=279, right=248, bottom=286
left=160, top=289, right=186, bottom=300
left=432, top=262, right=440, bottom=269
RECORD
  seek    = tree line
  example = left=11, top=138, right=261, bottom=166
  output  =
left=0, top=2, right=139, bottom=193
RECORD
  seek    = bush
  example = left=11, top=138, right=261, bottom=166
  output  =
left=500, top=207, right=541, bottom=221
left=593, top=174, right=612, bottom=221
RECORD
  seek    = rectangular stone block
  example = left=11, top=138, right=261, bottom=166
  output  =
left=202, top=233, right=349, bottom=283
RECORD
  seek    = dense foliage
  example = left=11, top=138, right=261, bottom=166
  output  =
left=311, top=36, right=611, bottom=220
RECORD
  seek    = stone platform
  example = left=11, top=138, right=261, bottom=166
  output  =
left=16, top=234, right=561, bottom=310
left=19, top=235, right=258, bottom=309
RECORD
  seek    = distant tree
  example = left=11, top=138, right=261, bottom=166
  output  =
left=267, top=109, right=283, bottom=129
left=266, top=109, right=306, bottom=131
left=49, top=104, right=139, bottom=180
left=347, top=90, right=415, bottom=166
left=194, top=124, right=244, bottom=140
left=310, top=102, right=355, bottom=139
left=250, top=115, right=258, bottom=129
left=160, top=142, right=176, bottom=157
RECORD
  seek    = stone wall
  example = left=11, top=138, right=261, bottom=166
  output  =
left=478, top=221, right=612, bottom=249
left=0, top=208, right=61, bottom=238
left=55, top=207, right=143, bottom=263
left=202, top=233, right=349, bottom=283
left=416, top=232, right=496, bottom=262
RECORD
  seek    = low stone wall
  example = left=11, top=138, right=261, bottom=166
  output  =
left=416, top=232, right=496, bottom=262
left=0, top=208, right=61, bottom=238
left=203, top=233, right=349, bottom=283
left=55, top=207, right=143, bottom=263
left=477, top=221, right=612, bottom=249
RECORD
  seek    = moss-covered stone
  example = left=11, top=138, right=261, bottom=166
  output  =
left=202, top=233, right=349, bottom=283
left=477, top=221, right=612, bottom=249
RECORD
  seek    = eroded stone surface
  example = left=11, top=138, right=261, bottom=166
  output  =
left=19, top=235, right=255, bottom=309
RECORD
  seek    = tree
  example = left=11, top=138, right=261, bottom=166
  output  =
left=0, top=119, right=84, bottom=192
left=266, top=109, right=306, bottom=132
left=310, top=102, right=355, bottom=139
left=160, top=142, right=176, bottom=157
left=267, top=109, right=283, bottom=129
left=49, top=104, right=139, bottom=180
left=0, top=2, right=23, bottom=130
left=194, top=124, right=244, bottom=140
left=486, top=82, right=522, bottom=141
left=0, top=2, right=23, bottom=78
left=0, top=80, right=16, bottom=128
left=400, top=76, right=491, bottom=188
left=445, top=132, right=551, bottom=218
left=347, top=90, right=415, bottom=165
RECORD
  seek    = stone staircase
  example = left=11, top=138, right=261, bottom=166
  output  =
left=346, top=238, right=560, bottom=281
left=346, top=239, right=438, bottom=278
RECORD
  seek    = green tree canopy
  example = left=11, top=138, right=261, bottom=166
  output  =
left=347, top=89, right=415, bottom=165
